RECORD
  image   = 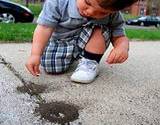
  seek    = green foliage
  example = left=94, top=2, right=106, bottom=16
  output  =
left=126, top=28, right=160, bottom=41
left=28, top=3, right=42, bottom=17
left=11, top=0, right=42, bottom=17
left=122, top=13, right=138, bottom=21
left=0, top=23, right=160, bottom=42
left=0, top=23, right=36, bottom=43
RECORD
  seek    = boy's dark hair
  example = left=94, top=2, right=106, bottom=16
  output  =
left=99, top=0, right=139, bottom=11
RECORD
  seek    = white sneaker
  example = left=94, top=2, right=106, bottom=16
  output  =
left=71, top=57, right=99, bottom=83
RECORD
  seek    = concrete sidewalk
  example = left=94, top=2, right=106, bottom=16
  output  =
left=0, top=41, right=160, bottom=125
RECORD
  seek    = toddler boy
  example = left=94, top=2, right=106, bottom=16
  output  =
left=26, top=0, right=138, bottom=83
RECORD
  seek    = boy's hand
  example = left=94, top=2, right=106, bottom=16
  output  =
left=106, top=36, right=129, bottom=64
left=106, top=46, right=128, bottom=64
left=25, top=55, right=41, bottom=76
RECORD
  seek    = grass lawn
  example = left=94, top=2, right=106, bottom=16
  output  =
left=0, top=23, right=36, bottom=43
left=126, top=28, right=160, bottom=41
left=28, top=4, right=42, bottom=17
left=0, top=23, right=160, bottom=42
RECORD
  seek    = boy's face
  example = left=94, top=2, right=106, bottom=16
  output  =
left=77, top=0, right=113, bottom=19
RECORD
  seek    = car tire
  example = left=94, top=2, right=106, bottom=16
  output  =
left=0, top=13, right=15, bottom=23
left=140, top=22, right=144, bottom=26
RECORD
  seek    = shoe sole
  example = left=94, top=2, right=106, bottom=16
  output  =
left=71, top=79, right=94, bottom=84
left=70, top=74, right=99, bottom=84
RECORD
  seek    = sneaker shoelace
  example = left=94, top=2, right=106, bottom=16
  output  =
left=75, top=58, right=97, bottom=72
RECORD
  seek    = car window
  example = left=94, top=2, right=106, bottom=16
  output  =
left=155, top=17, right=160, bottom=21
left=146, top=17, right=151, bottom=21
left=139, top=17, right=146, bottom=20
left=157, top=17, right=160, bottom=20
left=151, top=17, right=159, bottom=21
left=151, top=17, right=154, bottom=21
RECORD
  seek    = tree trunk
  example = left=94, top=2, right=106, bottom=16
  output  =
left=25, top=0, right=29, bottom=7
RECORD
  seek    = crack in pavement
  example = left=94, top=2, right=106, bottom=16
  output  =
left=0, top=55, right=27, bottom=84
left=0, top=54, right=46, bottom=103
left=0, top=55, right=80, bottom=124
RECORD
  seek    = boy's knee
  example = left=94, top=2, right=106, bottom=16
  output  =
left=87, top=27, right=105, bottom=44
left=41, top=57, right=71, bottom=74
left=42, top=64, right=70, bottom=74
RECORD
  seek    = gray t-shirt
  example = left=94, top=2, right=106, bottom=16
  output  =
left=37, top=0, right=125, bottom=40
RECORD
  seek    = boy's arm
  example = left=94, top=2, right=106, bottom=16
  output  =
left=106, top=35, right=129, bottom=64
left=26, top=0, right=60, bottom=76
left=111, top=36, right=129, bottom=51
left=26, top=24, right=54, bottom=76
left=31, top=24, right=54, bottom=56
left=106, top=12, right=129, bottom=64
left=108, top=11, right=125, bottom=37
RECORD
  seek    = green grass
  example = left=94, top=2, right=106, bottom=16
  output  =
left=122, top=13, right=138, bottom=21
left=0, top=23, right=160, bottom=42
left=126, top=28, right=160, bottom=41
left=11, top=0, right=42, bottom=17
left=0, top=23, right=36, bottom=43
left=28, top=4, right=42, bottom=17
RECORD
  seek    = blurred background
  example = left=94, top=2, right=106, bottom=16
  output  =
left=0, top=0, right=160, bottom=42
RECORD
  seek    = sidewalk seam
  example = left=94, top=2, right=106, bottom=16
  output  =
left=0, top=54, right=27, bottom=84
left=0, top=54, right=46, bottom=103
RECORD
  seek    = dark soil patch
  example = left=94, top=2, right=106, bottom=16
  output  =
left=17, top=82, right=47, bottom=96
left=35, top=102, right=79, bottom=124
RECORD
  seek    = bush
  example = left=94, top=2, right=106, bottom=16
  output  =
left=122, top=13, right=138, bottom=21
left=28, top=3, right=42, bottom=17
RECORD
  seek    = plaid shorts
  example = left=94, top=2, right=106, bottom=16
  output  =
left=41, top=24, right=111, bottom=73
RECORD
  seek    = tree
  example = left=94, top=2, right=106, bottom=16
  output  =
left=146, top=0, right=160, bottom=15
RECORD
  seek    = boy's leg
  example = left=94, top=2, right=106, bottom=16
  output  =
left=41, top=40, right=75, bottom=74
left=71, top=27, right=106, bottom=83
left=85, top=27, right=106, bottom=55
left=83, top=27, right=106, bottom=63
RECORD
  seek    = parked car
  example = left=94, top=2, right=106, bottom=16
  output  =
left=0, top=0, right=34, bottom=23
left=126, top=16, right=160, bottom=27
